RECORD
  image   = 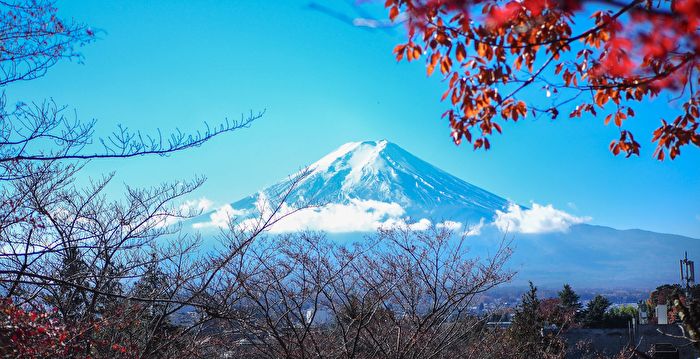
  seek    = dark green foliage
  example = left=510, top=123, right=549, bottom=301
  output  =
left=45, top=246, right=90, bottom=322
left=132, top=252, right=171, bottom=327
left=558, top=284, right=581, bottom=311
left=604, top=305, right=639, bottom=328
left=507, top=282, right=567, bottom=358
left=511, top=282, right=541, bottom=339
left=580, top=294, right=635, bottom=328
left=509, top=282, right=544, bottom=357
left=582, top=295, right=610, bottom=328
left=130, top=252, right=179, bottom=355
left=608, top=305, right=638, bottom=319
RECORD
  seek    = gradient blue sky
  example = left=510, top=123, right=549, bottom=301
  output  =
left=7, top=0, right=699, bottom=237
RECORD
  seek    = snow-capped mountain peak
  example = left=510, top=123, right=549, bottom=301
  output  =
left=306, top=140, right=390, bottom=192
left=188, top=140, right=700, bottom=289
left=227, top=140, right=510, bottom=224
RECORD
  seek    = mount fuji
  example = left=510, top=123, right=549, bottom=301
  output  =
left=211, top=139, right=511, bottom=230
left=191, top=140, right=700, bottom=288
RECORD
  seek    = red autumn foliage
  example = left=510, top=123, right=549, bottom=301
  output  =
left=0, top=299, right=85, bottom=357
left=0, top=300, right=140, bottom=358
left=386, top=0, right=699, bottom=159
left=539, top=298, right=577, bottom=328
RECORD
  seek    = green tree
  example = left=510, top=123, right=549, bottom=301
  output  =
left=558, top=284, right=581, bottom=312
left=132, top=252, right=171, bottom=326
left=130, top=251, right=178, bottom=355
left=609, top=305, right=638, bottom=319
left=582, top=295, right=611, bottom=328
left=509, top=282, right=543, bottom=357
left=508, top=282, right=567, bottom=358
left=45, top=246, right=90, bottom=322
left=604, top=304, right=639, bottom=328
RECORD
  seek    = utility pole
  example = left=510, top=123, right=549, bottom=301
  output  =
left=680, top=251, right=695, bottom=300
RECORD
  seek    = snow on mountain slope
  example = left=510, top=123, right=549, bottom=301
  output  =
left=187, top=140, right=699, bottom=287
left=193, top=140, right=513, bottom=232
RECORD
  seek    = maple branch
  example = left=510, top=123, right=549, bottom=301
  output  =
left=499, top=52, right=558, bottom=107
left=427, top=0, right=643, bottom=51
left=586, top=0, right=675, bottom=17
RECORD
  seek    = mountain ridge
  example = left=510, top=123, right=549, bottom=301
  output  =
left=189, top=140, right=699, bottom=287
left=225, top=139, right=512, bottom=225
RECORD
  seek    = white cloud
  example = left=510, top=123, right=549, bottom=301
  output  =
left=381, top=217, right=433, bottom=231
left=180, top=198, right=214, bottom=213
left=190, top=197, right=590, bottom=236
left=192, top=204, right=248, bottom=229
left=193, top=197, right=409, bottom=233
left=264, top=199, right=406, bottom=233
left=493, top=203, right=591, bottom=234
left=464, top=218, right=485, bottom=236
left=436, top=220, right=462, bottom=230
left=154, top=197, right=216, bottom=229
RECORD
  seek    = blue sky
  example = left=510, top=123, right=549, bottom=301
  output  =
left=7, top=0, right=699, bottom=237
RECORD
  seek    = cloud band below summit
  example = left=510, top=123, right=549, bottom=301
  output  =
left=191, top=198, right=589, bottom=235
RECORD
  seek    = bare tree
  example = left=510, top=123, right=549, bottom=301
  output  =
left=0, top=0, right=262, bottom=182
left=198, top=224, right=513, bottom=359
left=0, top=160, right=312, bottom=357
left=0, top=1, right=277, bottom=357
left=0, top=0, right=92, bottom=87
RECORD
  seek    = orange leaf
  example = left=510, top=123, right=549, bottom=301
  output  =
left=456, top=43, right=466, bottom=62
left=604, top=114, right=612, bottom=125
left=389, top=6, right=399, bottom=21
left=412, top=47, right=421, bottom=60
left=441, top=88, right=451, bottom=102
left=554, top=63, right=564, bottom=75
left=610, top=141, right=620, bottom=155
left=449, top=72, right=459, bottom=88
left=440, top=56, right=452, bottom=74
